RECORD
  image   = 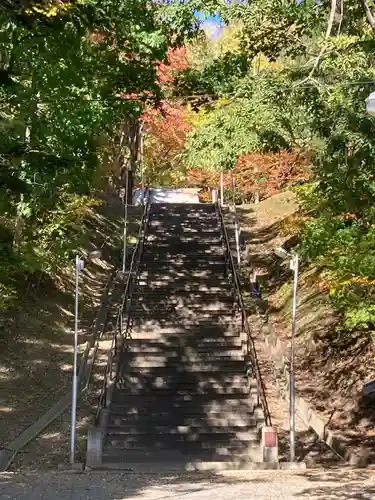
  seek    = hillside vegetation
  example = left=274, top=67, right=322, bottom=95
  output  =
left=141, top=1, right=375, bottom=338
left=2, top=1, right=375, bottom=333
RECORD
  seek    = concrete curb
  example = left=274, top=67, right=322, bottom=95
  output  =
left=0, top=269, right=117, bottom=473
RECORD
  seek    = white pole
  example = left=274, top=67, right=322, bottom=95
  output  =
left=220, top=169, right=224, bottom=205
left=123, top=168, right=129, bottom=274
left=235, top=215, right=240, bottom=268
left=289, top=253, right=299, bottom=462
left=70, top=255, right=81, bottom=464
left=140, top=123, right=144, bottom=205
left=232, top=175, right=236, bottom=208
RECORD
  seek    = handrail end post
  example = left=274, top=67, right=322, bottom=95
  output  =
left=260, top=426, right=279, bottom=464
left=86, top=409, right=108, bottom=467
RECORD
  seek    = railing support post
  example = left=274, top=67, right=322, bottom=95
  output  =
left=261, top=427, right=279, bottom=464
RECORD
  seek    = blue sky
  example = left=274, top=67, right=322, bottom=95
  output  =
left=194, top=11, right=224, bottom=38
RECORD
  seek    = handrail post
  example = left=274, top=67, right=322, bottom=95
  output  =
left=289, top=253, right=299, bottom=463
left=220, top=168, right=224, bottom=206
left=234, top=213, right=240, bottom=269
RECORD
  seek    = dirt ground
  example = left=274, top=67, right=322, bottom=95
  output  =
left=0, top=193, right=141, bottom=470
left=2, top=468, right=375, bottom=500
left=237, top=191, right=375, bottom=465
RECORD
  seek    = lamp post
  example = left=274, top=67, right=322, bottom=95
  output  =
left=273, top=246, right=299, bottom=463
left=220, top=168, right=224, bottom=206
left=232, top=174, right=236, bottom=208
left=122, top=165, right=131, bottom=274
left=366, top=92, right=375, bottom=117
left=70, top=249, right=102, bottom=465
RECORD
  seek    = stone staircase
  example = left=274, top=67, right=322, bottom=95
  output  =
left=88, top=203, right=273, bottom=471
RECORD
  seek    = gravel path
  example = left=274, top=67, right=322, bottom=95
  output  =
left=1, top=469, right=375, bottom=499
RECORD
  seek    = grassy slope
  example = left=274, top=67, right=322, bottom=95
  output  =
left=239, top=191, right=375, bottom=463
left=0, top=192, right=141, bottom=468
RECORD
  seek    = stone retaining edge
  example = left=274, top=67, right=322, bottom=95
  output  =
left=258, top=314, right=368, bottom=467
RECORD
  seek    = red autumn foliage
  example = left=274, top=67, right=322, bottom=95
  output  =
left=141, top=46, right=192, bottom=147
left=142, top=102, right=192, bottom=164
left=157, top=47, right=190, bottom=87
left=235, top=150, right=310, bottom=198
left=185, top=150, right=311, bottom=201
left=141, top=47, right=192, bottom=170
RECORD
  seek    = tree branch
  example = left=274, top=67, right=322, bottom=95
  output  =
left=359, top=0, right=375, bottom=32
left=295, top=0, right=337, bottom=87
left=337, top=0, right=344, bottom=35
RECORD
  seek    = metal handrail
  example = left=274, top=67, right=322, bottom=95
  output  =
left=94, top=190, right=151, bottom=424
left=216, top=202, right=271, bottom=427
left=115, top=191, right=151, bottom=340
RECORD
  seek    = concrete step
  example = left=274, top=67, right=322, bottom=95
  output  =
left=123, top=345, right=243, bottom=357
left=111, top=391, right=250, bottom=405
left=119, top=354, right=245, bottom=366
left=149, top=212, right=217, bottom=218
left=138, top=266, right=227, bottom=275
left=128, top=315, right=239, bottom=325
left=104, top=438, right=259, bottom=452
left=106, top=433, right=258, bottom=449
left=149, top=214, right=217, bottom=220
left=129, top=321, right=239, bottom=330
left=97, top=456, right=266, bottom=472
left=123, top=338, right=243, bottom=350
left=129, top=320, right=240, bottom=329
left=134, top=282, right=233, bottom=292
left=127, top=329, right=242, bottom=342
left=145, top=236, right=222, bottom=244
left=116, top=371, right=247, bottom=386
left=109, top=397, right=252, bottom=413
left=145, top=241, right=222, bottom=249
left=129, top=309, right=236, bottom=317
left=114, top=384, right=248, bottom=397
left=142, top=247, right=224, bottom=256
left=130, top=301, right=233, bottom=311
left=128, top=327, right=241, bottom=340
left=137, top=280, right=229, bottom=290
left=141, top=255, right=224, bottom=264
left=140, top=260, right=225, bottom=269
left=108, top=414, right=256, bottom=429
left=146, top=235, right=222, bottom=244
left=117, top=360, right=245, bottom=371
left=116, top=375, right=248, bottom=388
left=108, top=408, right=255, bottom=426
left=122, top=337, right=245, bottom=349
left=106, top=426, right=257, bottom=439
left=129, top=310, right=234, bottom=320
left=143, top=248, right=223, bottom=257
left=130, top=297, right=234, bottom=308
left=110, top=399, right=253, bottom=417
left=148, top=222, right=219, bottom=228
left=147, top=232, right=221, bottom=240
left=107, top=420, right=256, bottom=433
left=148, top=213, right=217, bottom=219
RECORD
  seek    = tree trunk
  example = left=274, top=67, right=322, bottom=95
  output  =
left=119, top=119, right=141, bottom=203
left=359, top=0, right=375, bottom=33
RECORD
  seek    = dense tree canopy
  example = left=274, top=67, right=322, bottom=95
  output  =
left=3, top=0, right=375, bottom=330
left=138, top=0, right=375, bottom=331
left=0, top=0, right=209, bottom=309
